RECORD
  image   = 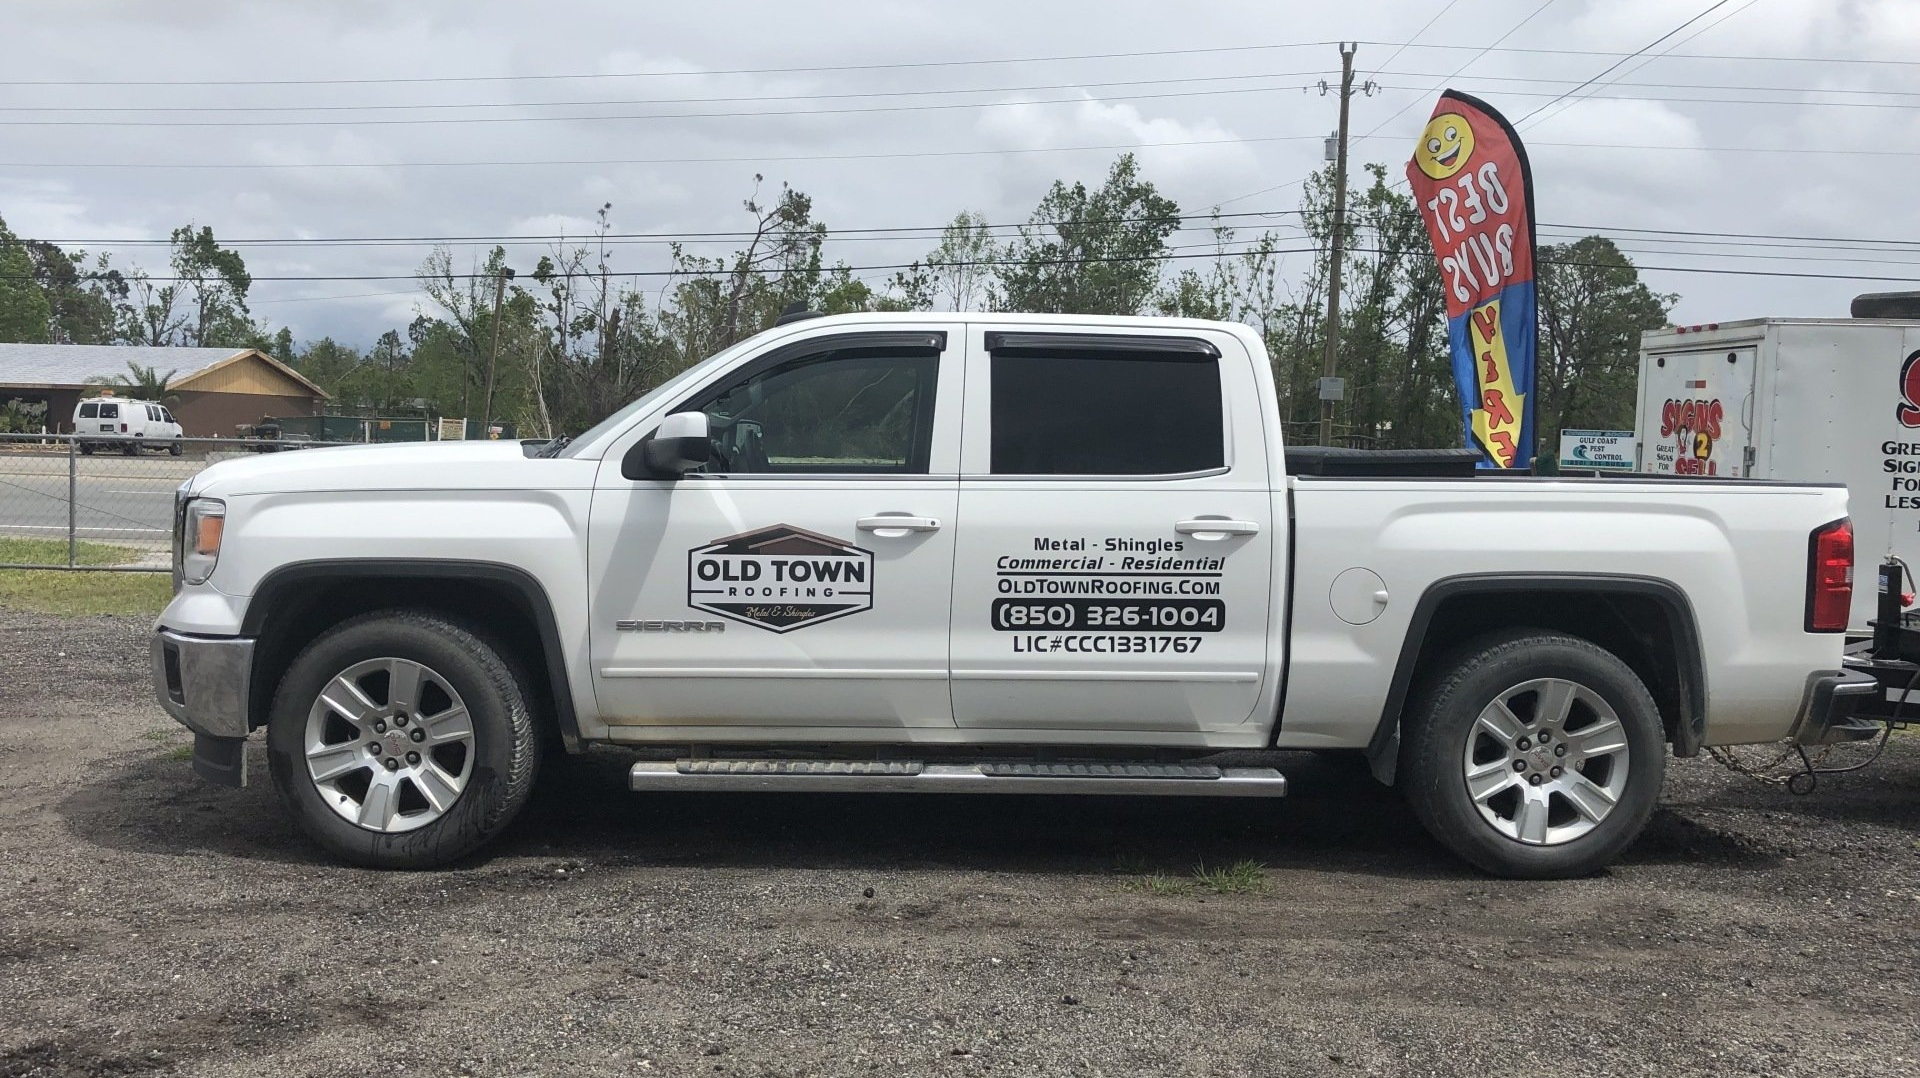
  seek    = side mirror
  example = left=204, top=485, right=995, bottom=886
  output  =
left=625, top=411, right=710, bottom=480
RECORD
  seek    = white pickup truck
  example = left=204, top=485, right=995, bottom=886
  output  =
left=152, top=312, right=1873, bottom=878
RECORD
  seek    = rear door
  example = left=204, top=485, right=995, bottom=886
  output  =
left=1637, top=345, right=1758, bottom=477
left=947, top=327, right=1276, bottom=734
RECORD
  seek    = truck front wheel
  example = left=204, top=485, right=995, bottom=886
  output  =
left=265, top=611, right=540, bottom=868
left=1399, top=631, right=1665, bottom=879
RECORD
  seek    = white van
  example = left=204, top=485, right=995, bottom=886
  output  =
left=73, top=396, right=184, bottom=456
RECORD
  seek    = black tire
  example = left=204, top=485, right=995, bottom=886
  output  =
left=168, top=440, right=182, bottom=457
left=79, top=443, right=94, bottom=456
left=266, top=610, right=541, bottom=868
left=1399, top=630, right=1665, bottom=879
left=122, top=440, right=138, bottom=456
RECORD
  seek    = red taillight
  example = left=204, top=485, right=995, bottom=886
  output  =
left=1806, top=518, right=1853, bottom=633
left=119, top=422, right=127, bottom=432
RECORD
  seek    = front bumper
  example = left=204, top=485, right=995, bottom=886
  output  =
left=1789, top=669, right=1882, bottom=746
left=152, top=629, right=255, bottom=786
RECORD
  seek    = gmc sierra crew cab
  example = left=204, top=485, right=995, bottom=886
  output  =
left=151, top=312, right=1874, bottom=878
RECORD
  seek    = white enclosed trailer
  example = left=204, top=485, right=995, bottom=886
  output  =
left=1635, top=316, right=1920, bottom=632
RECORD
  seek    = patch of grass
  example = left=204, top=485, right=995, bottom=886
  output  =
left=162, top=744, right=194, bottom=762
left=0, top=569, right=171, bottom=616
left=140, top=728, right=175, bottom=742
left=1191, top=859, right=1268, bottom=896
left=1111, top=853, right=1152, bottom=876
left=0, top=537, right=144, bottom=568
left=1124, top=872, right=1195, bottom=897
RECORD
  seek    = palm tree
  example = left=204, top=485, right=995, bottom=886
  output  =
left=88, top=361, right=180, bottom=404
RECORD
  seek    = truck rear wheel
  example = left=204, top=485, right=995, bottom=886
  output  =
left=265, top=610, right=540, bottom=868
left=1399, top=631, right=1664, bottom=879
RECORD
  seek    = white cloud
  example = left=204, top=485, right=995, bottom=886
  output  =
left=0, top=0, right=1911, bottom=337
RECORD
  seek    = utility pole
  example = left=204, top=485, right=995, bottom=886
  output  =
left=1316, top=42, right=1374, bottom=448
left=480, top=265, right=514, bottom=437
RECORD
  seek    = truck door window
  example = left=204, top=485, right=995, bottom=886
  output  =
left=99, top=403, right=119, bottom=420
left=692, top=347, right=939, bottom=475
left=78, top=403, right=99, bottom=419
left=990, top=348, right=1224, bottom=475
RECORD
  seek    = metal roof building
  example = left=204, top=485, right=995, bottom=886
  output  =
left=0, top=344, right=329, bottom=437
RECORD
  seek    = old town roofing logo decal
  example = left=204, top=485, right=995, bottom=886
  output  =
left=687, top=524, right=874, bottom=632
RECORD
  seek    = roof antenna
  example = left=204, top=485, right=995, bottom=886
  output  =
left=774, top=301, right=826, bottom=327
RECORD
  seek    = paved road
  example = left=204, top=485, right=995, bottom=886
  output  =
left=0, top=458, right=193, bottom=553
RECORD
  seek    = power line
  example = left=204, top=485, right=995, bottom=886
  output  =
left=0, top=133, right=1323, bottom=169
left=8, top=61, right=1909, bottom=121
left=7, top=37, right=1914, bottom=91
left=1356, top=0, right=1564, bottom=144
left=0, top=80, right=1333, bottom=127
left=35, top=215, right=1920, bottom=257
left=1359, top=40, right=1920, bottom=67
left=0, top=70, right=1341, bottom=115
left=0, top=41, right=1345, bottom=88
left=1364, top=0, right=1466, bottom=81
left=8, top=134, right=1918, bottom=173
left=1375, top=83, right=1920, bottom=110
left=1512, top=0, right=1738, bottom=128
left=1373, top=69, right=1920, bottom=98
left=1514, top=0, right=1764, bottom=133
left=9, top=245, right=1916, bottom=286
left=39, top=209, right=1297, bottom=248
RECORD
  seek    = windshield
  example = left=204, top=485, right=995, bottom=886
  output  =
left=559, top=333, right=772, bottom=458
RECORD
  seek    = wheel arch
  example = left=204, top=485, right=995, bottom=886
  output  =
left=242, top=559, right=581, bottom=751
left=1364, top=573, right=1706, bottom=785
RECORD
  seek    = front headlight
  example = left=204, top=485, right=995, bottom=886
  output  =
left=181, top=498, right=226, bottom=585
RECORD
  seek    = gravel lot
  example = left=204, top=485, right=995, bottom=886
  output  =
left=4, top=607, right=1920, bottom=1077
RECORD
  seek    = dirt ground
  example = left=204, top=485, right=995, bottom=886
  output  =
left=3, top=608, right=1920, bottom=1078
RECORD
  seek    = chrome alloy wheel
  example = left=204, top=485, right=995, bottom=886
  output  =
left=1461, top=677, right=1631, bottom=846
left=303, top=657, right=476, bottom=834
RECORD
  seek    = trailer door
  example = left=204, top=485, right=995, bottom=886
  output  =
left=1638, top=346, right=1758, bottom=477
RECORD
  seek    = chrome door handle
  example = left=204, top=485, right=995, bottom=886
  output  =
left=1175, top=518, right=1260, bottom=539
left=857, top=515, right=942, bottom=536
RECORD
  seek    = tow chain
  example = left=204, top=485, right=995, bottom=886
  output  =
left=1707, top=743, right=1837, bottom=794
left=1709, top=728, right=1899, bottom=795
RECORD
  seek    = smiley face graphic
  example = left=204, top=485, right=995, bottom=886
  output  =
left=1415, top=112, right=1475, bottom=180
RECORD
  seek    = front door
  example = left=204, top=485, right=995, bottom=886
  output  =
left=948, top=328, right=1277, bottom=734
left=587, top=327, right=962, bottom=731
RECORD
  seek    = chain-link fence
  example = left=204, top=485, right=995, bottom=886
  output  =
left=0, top=432, right=315, bottom=572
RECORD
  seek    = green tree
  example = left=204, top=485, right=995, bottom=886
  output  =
left=891, top=210, right=1001, bottom=312
left=292, top=338, right=363, bottom=396
left=416, top=245, right=541, bottom=428
left=1535, top=236, right=1676, bottom=442
left=993, top=154, right=1179, bottom=315
left=660, top=177, right=829, bottom=360
left=123, top=225, right=256, bottom=346
left=0, top=216, right=51, bottom=344
left=530, top=206, right=678, bottom=436
left=1267, top=163, right=1464, bottom=450
left=23, top=241, right=122, bottom=344
left=87, top=360, right=180, bottom=404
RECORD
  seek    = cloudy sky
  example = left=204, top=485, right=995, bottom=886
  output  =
left=2, top=0, right=1917, bottom=346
